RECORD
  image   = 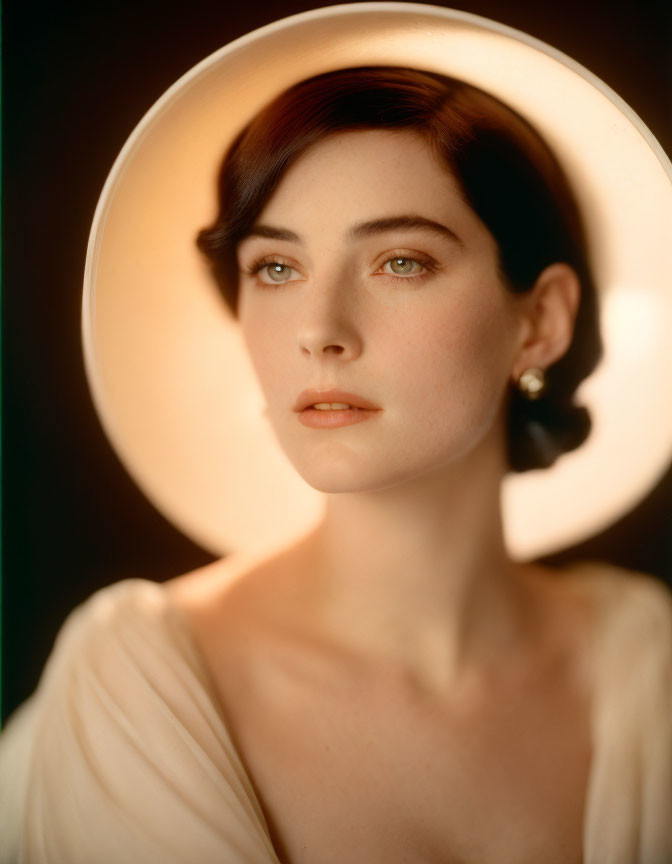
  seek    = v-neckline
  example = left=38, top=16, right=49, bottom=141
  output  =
left=159, top=559, right=625, bottom=863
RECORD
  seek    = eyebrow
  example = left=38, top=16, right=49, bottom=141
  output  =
left=349, top=216, right=463, bottom=246
left=242, top=224, right=301, bottom=243
left=239, top=215, right=463, bottom=246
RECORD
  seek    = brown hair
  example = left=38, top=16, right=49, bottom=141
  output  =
left=197, top=67, right=602, bottom=472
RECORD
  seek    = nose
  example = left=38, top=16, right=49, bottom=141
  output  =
left=296, top=282, right=363, bottom=361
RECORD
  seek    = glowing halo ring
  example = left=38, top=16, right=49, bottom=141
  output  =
left=82, top=3, right=672, bottom=561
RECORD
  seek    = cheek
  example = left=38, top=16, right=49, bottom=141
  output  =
left=388, top=295, right=515, bottom=427
left=240, top=314, right=285, bottom=394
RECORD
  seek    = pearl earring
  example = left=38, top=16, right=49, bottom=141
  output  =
left=517, top=367, right=546, bottom=400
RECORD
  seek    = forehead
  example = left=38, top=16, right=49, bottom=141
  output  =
left=256, top=129, right=471, bottom=227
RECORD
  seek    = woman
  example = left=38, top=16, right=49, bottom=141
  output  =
left=2, top=6, right=671, bottom=864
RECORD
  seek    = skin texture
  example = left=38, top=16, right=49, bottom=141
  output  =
left=169, top=129, right=591, bottom=863
left=236, top=129, right=578, bottom=498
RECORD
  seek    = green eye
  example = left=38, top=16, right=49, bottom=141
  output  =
left=386, top=257, right=423, bottom=276
left=263, top=263, right=293, bottom=283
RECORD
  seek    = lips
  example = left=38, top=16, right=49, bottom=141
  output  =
left=293, top=389, right=380, bottom=412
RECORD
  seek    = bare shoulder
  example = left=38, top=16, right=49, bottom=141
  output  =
left=562, top=560, right=672, bottom=622
left=554, top=560, right=672, bottom=672
left=165, top=553, right=251, bottom=611
left=165, top=539, right=317, bottom=630
left=163, top=546, right=311, bottom=679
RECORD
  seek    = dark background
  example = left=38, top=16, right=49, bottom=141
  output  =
left=3, top=0, right=671, bottom=723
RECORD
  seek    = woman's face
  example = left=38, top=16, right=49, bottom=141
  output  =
left=236, top=129, right=527, bottom=493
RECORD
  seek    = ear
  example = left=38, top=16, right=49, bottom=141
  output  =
left=511, top=263, right=581, bottom=383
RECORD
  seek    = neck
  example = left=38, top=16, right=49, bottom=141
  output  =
left=296, top=439, right=540, bottom=689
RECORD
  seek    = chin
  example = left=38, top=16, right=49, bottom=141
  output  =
left=291, top=454, right=382, bottom=494
left=273, top=412, right=504, bottom=494
left=287, top=447, right=457, bottom=496
left=284, top=444, right=393, bottom=494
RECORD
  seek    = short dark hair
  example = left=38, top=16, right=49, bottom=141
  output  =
left=197, top=66, right=602, bottom=473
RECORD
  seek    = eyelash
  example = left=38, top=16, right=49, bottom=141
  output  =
left=379, top=254, right=437, bottom=284
left=244, top=256, right=299, bottom=285
left=243, top=253, right=438, bottom=286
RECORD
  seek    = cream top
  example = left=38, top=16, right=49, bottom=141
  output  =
left=1, top=563, right=670, bottom=864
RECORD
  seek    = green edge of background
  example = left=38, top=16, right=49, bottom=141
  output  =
left=1, top=0, right=4, bottom=725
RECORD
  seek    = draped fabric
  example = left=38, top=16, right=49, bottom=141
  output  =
left=0, top=580, right=280, bottom=864
left=583, top=568, right=672, bottom=863
left=1, top=565, right=670, bottom=864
